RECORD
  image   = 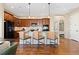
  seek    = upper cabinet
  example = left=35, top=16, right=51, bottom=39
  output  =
left=38, top=19, right=43, bottom=25
left=4, top=11, right=50, bottom=27
left=14, top=18, right=20, bottom=27
left=20, top=19, right=30, bottom=27
left=17, top=18, right=50, bottom=27
left=14, top=19, right=30, bottom=27
left=42, top=18, right=50, bottom=25
left=4, top=12, right=14, bottom=22
left=30, top=19, right=38, bottom=25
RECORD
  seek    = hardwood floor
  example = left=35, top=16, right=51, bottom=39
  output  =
left=16, top=38, right=79, bottom=55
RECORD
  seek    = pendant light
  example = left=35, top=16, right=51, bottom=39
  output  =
left=48, top=3, right=50, bottom=18
left=28, top=3, right=31, bottom=18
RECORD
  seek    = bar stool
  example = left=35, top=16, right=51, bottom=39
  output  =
left=47, top=31, right=57, bottom=47
left=22, top=32, right=31, bottom=47
left=33, top=31, right=44, bottom=48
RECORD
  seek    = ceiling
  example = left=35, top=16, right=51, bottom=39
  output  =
left=3, top=3, right=79, bottom=18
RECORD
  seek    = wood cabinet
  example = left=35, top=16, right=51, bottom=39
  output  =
left=20, top=19, right=30, bottom=27
left=4, top=12, right=50, bottom=27
left=38, top=19, right=43, bottom=25
left=42, top=19, right=46, bottom=25
left=4, top=13, right=8, bottom=20
left=17, top=20, right=22, bottom=27
left=26, top=20, right=30, bottom=27
left=4, top=12, right=14, bottom=22
left=14, top=19, right=30, bottom=27
left=14, top=19, right=20, bottom=27
left=30, top=19, right=38, bottom=25
left=45, top=18, right=50, bottom=25
left=4, top=11, right=50, bottom=27
left=42, top=18, right=50, bottom=25
left=16, top=18, right=50, bottom=27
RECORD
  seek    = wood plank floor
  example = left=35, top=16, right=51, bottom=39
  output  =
left=16, top=39, right=79, bottom=55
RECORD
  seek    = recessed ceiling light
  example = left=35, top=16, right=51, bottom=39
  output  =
left=11, top=6, right=14, bottom=9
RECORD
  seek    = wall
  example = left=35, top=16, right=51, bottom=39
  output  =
left=0, top=4, right=4, bottom=41
left=65, top=8, right=79, bottom=41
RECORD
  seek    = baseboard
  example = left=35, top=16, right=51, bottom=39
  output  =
left=64, top=38, right=79, bottom=42
left=71, top=39, right=79, bottom=42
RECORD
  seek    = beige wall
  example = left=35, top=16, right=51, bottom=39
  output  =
left=0, top=4, right=4, bottom=41
left=64, top=8, right=79, bottom=41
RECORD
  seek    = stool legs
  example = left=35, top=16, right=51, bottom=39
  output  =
left=23, top=39, right=24, bottom=48
left=49, top=39, right=57, bottom=48
left=36, top=39, right=40, bottom=48
left=30, top=39, right=31, bottom=47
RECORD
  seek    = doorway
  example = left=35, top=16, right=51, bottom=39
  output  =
left=59, top=20, right=64, bottom=38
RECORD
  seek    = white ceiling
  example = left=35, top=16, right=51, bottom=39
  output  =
left=3, top=3, right=79, bottom=17
left=53, top=3, right=79, bottom=15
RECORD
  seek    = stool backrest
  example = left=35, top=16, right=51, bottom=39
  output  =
left=33, top=31, right=42, bottom=39
left=47, top=31, right=56, bottom=39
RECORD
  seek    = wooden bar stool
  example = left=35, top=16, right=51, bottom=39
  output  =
left=33, top=31, right=44, bottom=48
left=47, top=31, right=57, bottom=47
left=22, top=32, right=31, bottom=47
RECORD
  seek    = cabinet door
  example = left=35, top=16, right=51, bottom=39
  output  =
left=45, top=19, right=49, bottom=25
left=42, top=18, right=50, bottom=25
left=4, top=12, right=14, bottom=22
left=42, top=19, right=46, bottom=25
left=22, top=20, right=27, bottom=27
left=26, top=20, right=30, bottom=27
left=18, top=19, right=30, bottom=27
left=19, top=20, right=22, bottom=27
left=14, top=20, right=21, bottom=27
left=30, top=19, right=37, bottom=25
left=32, top=19, right=38, bottom=23
left=38, top=19, right=43, bottom=26
left=4, top=13, right=9, bottom=20
left=14, top=18, right=18, bottom=26
left=8, top=15, right=14, bottom=22
left=20, top=20, right=24, bottom=27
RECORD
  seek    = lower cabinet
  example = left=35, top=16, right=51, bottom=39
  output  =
left=14, top=31, right=19, bottom=42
